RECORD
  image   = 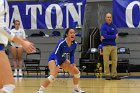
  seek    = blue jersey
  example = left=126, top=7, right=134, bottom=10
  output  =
left=48, top=38, right=77, bottom=66
left=101, top=22, right=118, bottom=46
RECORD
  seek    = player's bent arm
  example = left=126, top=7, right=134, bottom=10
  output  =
left=0, top=27, right=15, bottom=41
left=12, top=36, right=26, bottom=46
left=1, top=27, right=25, bottom=45
left=0, top=27, right=35, bottom=53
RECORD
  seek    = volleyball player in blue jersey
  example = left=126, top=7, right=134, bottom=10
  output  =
left=37, top=28, right=85, bottom=93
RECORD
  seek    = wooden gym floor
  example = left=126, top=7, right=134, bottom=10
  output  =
left=13, top=76, right=140, bottom=93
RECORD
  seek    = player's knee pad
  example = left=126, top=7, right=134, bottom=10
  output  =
left=74, top=72, right=80, bottom=78
left=2, top=84, right=15, bottom=93
left=48, top=75, right=55, bottom=83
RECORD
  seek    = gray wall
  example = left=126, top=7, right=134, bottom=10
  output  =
left=117, top=28, right=140, bottom=65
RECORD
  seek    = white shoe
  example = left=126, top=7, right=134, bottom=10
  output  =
left=73, top=88, right=85, bottom=93
left=13, top=71, right=17, bottom=77
left=0, top=89, right=13, bottom=93
left=36, top=90, right=44, bottom=93
left=18, top=70, right=23, bottom=77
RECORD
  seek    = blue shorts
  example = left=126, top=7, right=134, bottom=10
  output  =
left=0, top=44, right=4, bottom=51
left=48, top=53, right=66, bottom=65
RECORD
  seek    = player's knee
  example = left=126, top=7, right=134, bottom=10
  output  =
left=47, top=75, right=55, bottom=83
left=2, top=84, right=15, bottom=93
left=74, top=72, right=80, bottom=78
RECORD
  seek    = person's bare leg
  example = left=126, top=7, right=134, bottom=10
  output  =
left=0, top=51, right=15, bottom=93
left=10, top=46, right=18, bottom=76
left=61, top=60, right=85, bottom=93
left=37, top=60, right=58, bottom=93
left=17, top=47, right=23, bottom=76
left=0, top=79, right=3, bottom=88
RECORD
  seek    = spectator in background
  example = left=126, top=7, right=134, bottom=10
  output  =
left=10, top=20, right=26, bottom=77
left=100, top=13, right=120, bottom=80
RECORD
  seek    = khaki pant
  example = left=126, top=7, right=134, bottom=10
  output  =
left=103, top=46, right=117, bottom=77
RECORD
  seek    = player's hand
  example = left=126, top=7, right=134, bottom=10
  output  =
left=100, top=50, right=103, bottom=55
left=101, top=36, right=105, bottom=41
left=22, top=40, right=36, bottom=53
left=116, top=34, right=118, bottom=39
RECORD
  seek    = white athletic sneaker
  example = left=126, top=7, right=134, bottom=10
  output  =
left=73, top=88, right=85, bottom=93
left=0, top=89, right=13, bottom=93
left=13, top=71, right=17, bottom=77
left=36, top=90, right=44, bottom=93
left=18, top=70, right=23, bottom=77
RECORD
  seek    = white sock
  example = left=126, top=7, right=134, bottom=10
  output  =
left=14, top=69, right=17, bottom=72
left=39, top=86, right=45, bottom=91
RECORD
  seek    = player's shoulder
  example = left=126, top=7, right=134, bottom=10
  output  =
left=101, top=22, right=107, bottom=29
left=57, top=38, right=66, bottom=45
left=72, top=40, right=78, bottom=46
left=101, top=22, right=106, bottom=26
